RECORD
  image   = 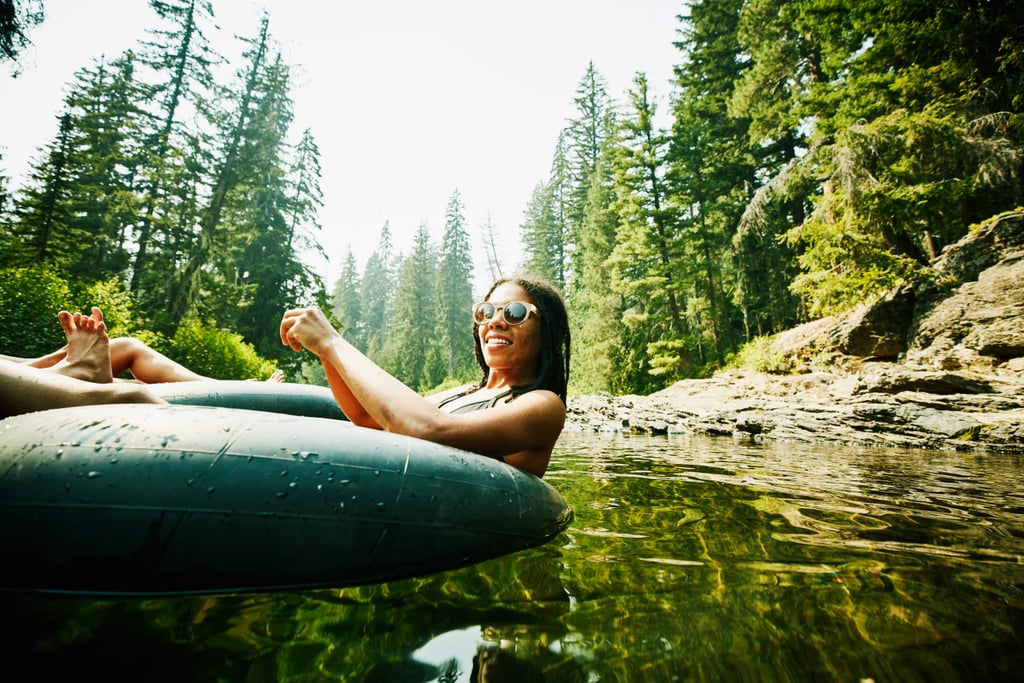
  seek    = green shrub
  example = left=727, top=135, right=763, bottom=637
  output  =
left=0, top=266, right=74, bottom=357
left=729, top=335, right=790, bottom=374
left=171, top=319, right=277, bottom=380
left=74, top=277, right=136, bottom=337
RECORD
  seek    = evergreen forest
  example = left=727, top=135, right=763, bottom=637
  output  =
left=1, top=0, right=1022, bottom=395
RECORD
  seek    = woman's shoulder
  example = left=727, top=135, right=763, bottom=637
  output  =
left=504, top=388, right=566, bottom=420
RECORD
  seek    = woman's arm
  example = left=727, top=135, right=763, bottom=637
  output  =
left=280, top=307, right=564, bottom=475
left=320, top=356, right=382, bottom=429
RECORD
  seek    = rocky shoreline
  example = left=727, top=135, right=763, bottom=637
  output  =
left=565, top=366, right=1024, bottom=453
left=565, top=210, right=1024, bottom=455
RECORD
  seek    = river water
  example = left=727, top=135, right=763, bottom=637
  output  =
left=7, top=431, right=1024, bottom=681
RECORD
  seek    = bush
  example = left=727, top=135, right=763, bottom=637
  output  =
left=0, top=266, right=74, bottom=357
left=73, top=277, right=136, bottom=337
left=171, top=319, right=277, bottom=380
left=728, top=335, right=790, bottom=374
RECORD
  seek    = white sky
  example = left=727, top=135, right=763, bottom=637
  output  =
left=1, top=0, right=683, bottom=293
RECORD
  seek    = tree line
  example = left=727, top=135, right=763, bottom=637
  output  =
left=519, top=0, right=1022, bottom=394
left=0, top=0, right=325, bottom=377
left=2, top=0, right=1022, bottom=394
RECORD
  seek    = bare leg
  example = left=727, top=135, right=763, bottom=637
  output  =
left=1, top=360, right=164, bottom=418
left=1, top=361, right=164, bottom=419
left=108, top=336, right=210, bottom=383
left=39, top=307, right=282, bottom=384
left=50, top=309, right=114, bottom=383
left=2, top=347, right=69, bottom=368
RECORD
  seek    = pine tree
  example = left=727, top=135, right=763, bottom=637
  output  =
left=360, top=222, right=396, bottom=360
left=518, top=179, right=564, bottom=287
left=331, top=246, right=364, bottom=350
left=61, top=53, right=147, bottom=281
left=604, top=73, right=693, bottom=389
left=568, top=158, right=622, bottom=393
left=167, top=13, right=271, bottom=330
left=478, top=210, right=503, bottom=284
left=520, top=132, right=572, bottom=289
left=130, top=0, right=220, bottom=307
left=0, top=0, right=43, bottom=73
left=669, top=0, right=775, bottom=360
left=8, top=53, right=150, bottom=280
left=222, top=52, right=320, bottom=359
left=564, top=62, right=617, bottom=290
left=733, top=0, right=1024, bottom=316
left=3, top=112, right=76, bottom=270
left=436, top=190, right=475, bottom=380
left=386, top=224, right=442, bottom=391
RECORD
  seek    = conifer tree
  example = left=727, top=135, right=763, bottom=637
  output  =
left=479, top=210, right=503, bottom=284
left=332, top=246, right=364, bottom=350
left=520, top=131, right=572, bottom=289
left=436, top=190, right=474, bottom=379
left=669, top=0, right=774, bottom=360
left=167, top=13, right=270, bottom=330
left=0, top=0, right=43, bottom=72
left=519, top=179, right=563, bottom=288
left=386, top=224, right=442, bottom=391
left=130, top=0, right=220, bottom=307
left=604, top=73, right=693, bottom=387
left=568, top=160, right=623, bottom=392
left=564, top=62, right=616, bottom=289
left=3, top=112, right=75, bottom=270
left=223, top=52, right=322, bottom=359
left=360, top=222, right=396, bottom=360
left=61, top=53, right=147, bottom=281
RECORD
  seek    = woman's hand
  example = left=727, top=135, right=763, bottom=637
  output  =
left=280, top=307, right=341, bottom=356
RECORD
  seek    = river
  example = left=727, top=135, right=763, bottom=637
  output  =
left=6, top=431, right=1024, bottom=681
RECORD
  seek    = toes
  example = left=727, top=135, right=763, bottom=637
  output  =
left=57, top=310, right=75, bottom=333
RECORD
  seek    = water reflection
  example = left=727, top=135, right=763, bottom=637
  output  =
left=5, top=432, right=1024, bottom=681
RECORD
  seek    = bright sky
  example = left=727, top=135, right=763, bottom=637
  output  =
left=1, top=0, right=683, bottom=292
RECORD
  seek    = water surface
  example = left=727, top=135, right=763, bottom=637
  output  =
left=7, top=431, right=1024, bottom=681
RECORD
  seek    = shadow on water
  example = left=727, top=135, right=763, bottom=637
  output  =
left=5, top=431, right=1024, bottom=681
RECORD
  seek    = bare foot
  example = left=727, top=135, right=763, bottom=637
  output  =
left=51, top=307, right=114, bottom=383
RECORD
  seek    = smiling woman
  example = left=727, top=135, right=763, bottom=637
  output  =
left=280, top=274, right=570, bottom=477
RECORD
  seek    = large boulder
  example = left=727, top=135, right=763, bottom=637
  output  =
left=828, top=287, right=916, bottom=358
left=907, top=210, right=1024, bottom=373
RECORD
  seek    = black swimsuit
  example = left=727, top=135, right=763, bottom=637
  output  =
left=436, top=388, right=513, bottom=414
left=436, top=388, right=514, bottom=462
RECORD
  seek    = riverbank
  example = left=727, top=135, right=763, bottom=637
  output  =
left=566, top=365, right=1024, bottom=453
left=566, top=209, right=1024, bottom=455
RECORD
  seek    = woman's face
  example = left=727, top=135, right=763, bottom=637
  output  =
left=476, top=282, right=542, bottom=377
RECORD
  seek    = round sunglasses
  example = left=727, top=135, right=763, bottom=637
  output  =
left=472, top=301, right=538, bottom=326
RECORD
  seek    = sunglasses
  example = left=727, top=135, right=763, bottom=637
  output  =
left=472, top=301, right=538, bottom=326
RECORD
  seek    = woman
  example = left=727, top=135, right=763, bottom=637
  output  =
left=280, top=275, right=570, bottom=477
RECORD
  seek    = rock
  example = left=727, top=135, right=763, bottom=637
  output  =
left=565, top=367, right=1024, bottom=453
left=829, top=287, right=915, bottom=358
left=907, top=211, right=1024, bottom=372
left=852, top=368, right=994, bottom=395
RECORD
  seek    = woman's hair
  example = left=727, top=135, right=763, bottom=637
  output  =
left=472, top=274, right=571, bottom=403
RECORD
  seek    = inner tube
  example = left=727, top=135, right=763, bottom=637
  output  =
left=148, top=380, right=347, bottom=420
left=0, top=404, right=573, bottom=597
